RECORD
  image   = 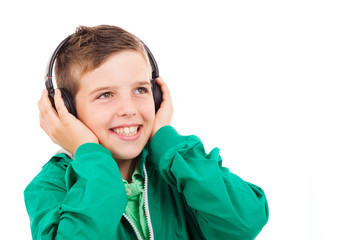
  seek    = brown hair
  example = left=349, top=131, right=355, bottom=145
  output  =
left=54, top=25, right=150, bottom=97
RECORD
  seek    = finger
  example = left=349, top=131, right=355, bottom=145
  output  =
left=38, top=89, right=66, bottom=141
left=156, top=77, right=172, bottom=103
left=54, top=89, right=72, bottom=118
left=38, top=89, right=49, bottom=113
left=38, top=89, right=59, bottom=123
left=39, top=113, right=48, bottom=133
left=39, top=116, right=57, bottom=144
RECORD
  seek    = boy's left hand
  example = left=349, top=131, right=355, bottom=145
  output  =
left=151, top=77, right=173, bottom=139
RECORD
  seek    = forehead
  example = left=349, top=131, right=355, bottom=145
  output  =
left=78, top=50, right=151, bottom=91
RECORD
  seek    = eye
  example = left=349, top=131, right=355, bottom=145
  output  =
left=134, top=87, right=150, bottom=95
left=97, top=92, right=113, bottom=99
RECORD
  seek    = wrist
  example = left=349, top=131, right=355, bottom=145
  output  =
left=149, top=126, right=188, bottom=165
left=74, top=142, right=111, bottom=159
left=70, top=137, right=99, bottom=156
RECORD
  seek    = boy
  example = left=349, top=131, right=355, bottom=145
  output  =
left=24, top=25, right=268, bottom=239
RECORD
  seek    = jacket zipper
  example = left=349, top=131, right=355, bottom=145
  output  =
left=123, top=213, right=143, bottom=240
left=143, top=165, right=154, bottom=240
left=122, top=165, right=154, bottom=240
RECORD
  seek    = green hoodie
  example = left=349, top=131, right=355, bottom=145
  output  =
left=24, top=126, right=268, bottom=239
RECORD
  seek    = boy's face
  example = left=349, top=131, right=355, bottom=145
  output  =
left=75, top=50, right=155, bottom=162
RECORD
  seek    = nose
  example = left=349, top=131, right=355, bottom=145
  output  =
left=115, top=95, right=137, bottom=117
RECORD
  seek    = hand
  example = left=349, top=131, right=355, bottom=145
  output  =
left=151, top=77, right=173, bottom=139
left=38, top=89, right=99, bottom=155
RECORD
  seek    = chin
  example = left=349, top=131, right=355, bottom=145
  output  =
left=110, top=145, right=144, bottom=161
left=99, top=133, right=150, bottom=161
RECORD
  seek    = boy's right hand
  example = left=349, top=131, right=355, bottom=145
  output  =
left=38, top=89, right=99, bottom=156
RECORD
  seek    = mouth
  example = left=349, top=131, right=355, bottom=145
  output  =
left=110, top=125, right=141, bottom=137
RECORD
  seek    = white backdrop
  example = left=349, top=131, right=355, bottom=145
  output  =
left=1, top=1, right=359, bottom=239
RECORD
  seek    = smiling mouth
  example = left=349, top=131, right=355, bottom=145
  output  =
left=111, top=126, right=141, bottom=137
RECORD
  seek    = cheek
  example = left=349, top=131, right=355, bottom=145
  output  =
left=77, top=105, right=110, bottom=134
left=137, top=100, right=155, bottom=124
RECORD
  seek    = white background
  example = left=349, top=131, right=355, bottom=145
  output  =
left=1, top=0, right=359, bottom=239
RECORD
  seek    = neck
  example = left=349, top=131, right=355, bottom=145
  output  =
left=116, top=157, right=138, bottom=183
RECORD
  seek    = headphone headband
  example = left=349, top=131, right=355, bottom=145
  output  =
left=45, top=36, right=71, bottom=82
left=45, top=36, right=159, bottom=91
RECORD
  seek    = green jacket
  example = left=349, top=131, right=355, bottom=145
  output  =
left=24, top=126, right=268, bottom=239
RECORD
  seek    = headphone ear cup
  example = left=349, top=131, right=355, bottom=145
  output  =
left=152, top=80, right=163, bottom=113
left=59, top=88, right=77, bottom=117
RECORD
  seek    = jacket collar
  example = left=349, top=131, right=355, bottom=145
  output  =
left=55, top=144, right=150, bottom=177
left=137, top=143, right=150, bottom=177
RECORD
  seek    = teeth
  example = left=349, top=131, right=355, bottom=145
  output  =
left=113, top=126, right=138, bottom=136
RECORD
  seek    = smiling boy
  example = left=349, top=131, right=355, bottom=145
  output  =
left=71, top=49, right=157, bottom=181
left=24, top=25, right=268, bottom=239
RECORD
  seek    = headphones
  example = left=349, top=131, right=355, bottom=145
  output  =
left=45, top=35, right=163, bottom=118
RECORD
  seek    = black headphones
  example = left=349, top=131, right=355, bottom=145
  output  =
left=45, top=35, right=163, bottom=118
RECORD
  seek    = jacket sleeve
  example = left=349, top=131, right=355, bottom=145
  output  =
left=24, top=143, right=127, bottom=240
left=149, top=126, right=269, bottom=240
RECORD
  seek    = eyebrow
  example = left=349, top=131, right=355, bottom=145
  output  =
left=135, top=81, right=152, bottom=87
left=89, top=86, right=118, bottom=96
left=88, top=81, right=152, bottom=96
